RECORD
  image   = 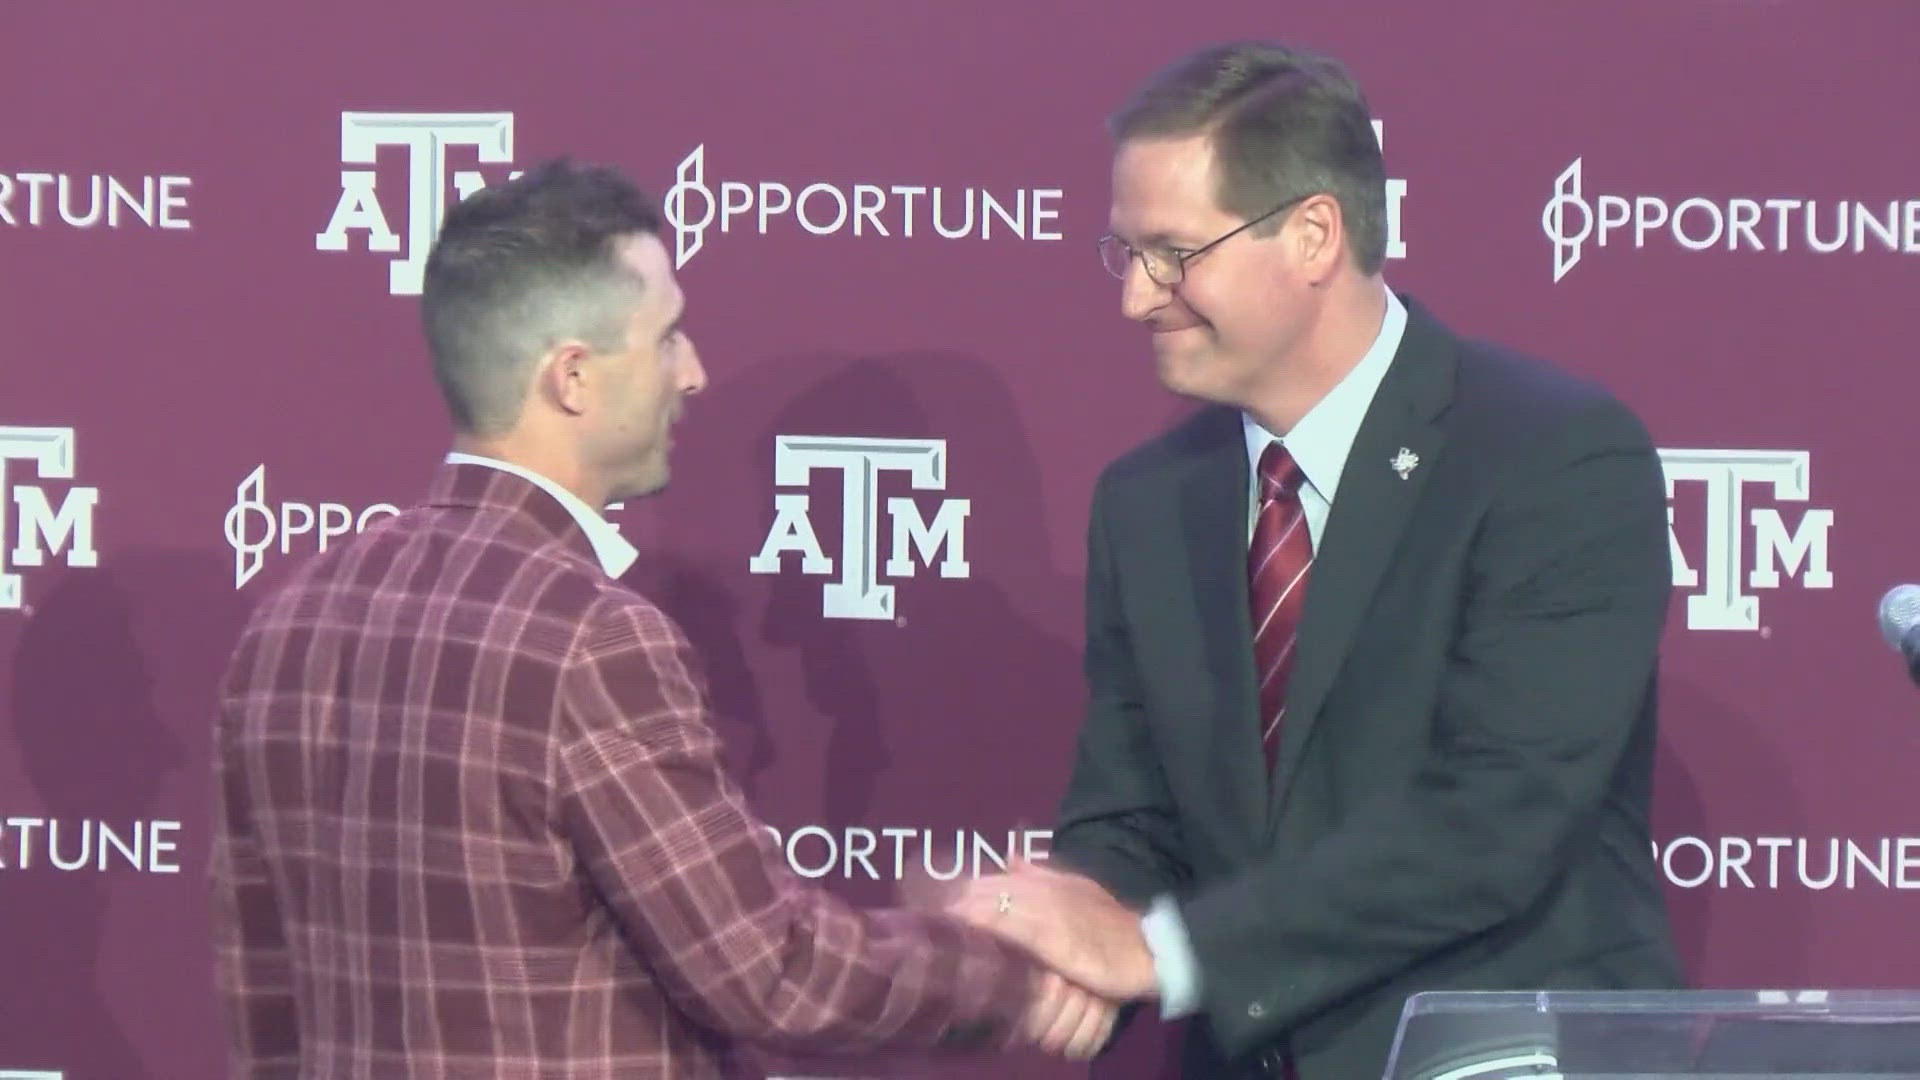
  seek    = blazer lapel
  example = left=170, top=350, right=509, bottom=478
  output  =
left=1268, top=297, right=1457, bottom=820
left=1171, top=407, right=1270, bottom=846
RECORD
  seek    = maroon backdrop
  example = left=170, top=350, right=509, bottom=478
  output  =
left=4, top=3, right=1918, bottom=1077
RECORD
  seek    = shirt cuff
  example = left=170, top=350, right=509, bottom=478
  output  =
left=1140, top=894, right=1203, bottom=1019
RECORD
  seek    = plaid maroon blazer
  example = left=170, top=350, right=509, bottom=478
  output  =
left=210, top=462, right=1035, bottom=1078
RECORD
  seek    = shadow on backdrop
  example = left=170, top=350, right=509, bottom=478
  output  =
left=5, top=550, right=247, bottom=1079
left=1653, top=663, right=1812, bottom=987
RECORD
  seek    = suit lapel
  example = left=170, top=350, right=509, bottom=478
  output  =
left=1267, top=297, right=1457, bottom=821
left=1172, top=408, right=1269, bottom=845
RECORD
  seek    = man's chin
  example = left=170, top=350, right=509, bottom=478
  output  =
left=1153, top=348, right=1226, bottom=403
left=611, top=465, right=670, bottom=504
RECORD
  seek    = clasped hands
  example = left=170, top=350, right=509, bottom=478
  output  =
left=921, top=860, right=1160, bottom=1060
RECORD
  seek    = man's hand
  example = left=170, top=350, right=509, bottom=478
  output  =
left=1020, top=969, right=1117, bottom=1060
left=896, top=852, right=1121, bottom=1058
left=954, top=861, right=1158, bottom=1001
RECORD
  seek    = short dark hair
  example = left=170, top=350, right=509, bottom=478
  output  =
left=1111, top=42, right=1388, bottom=274
left=420, top=158, right=664, bottom=434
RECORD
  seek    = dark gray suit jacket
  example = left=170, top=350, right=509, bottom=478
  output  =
left=1052, top=295, right=1683, bottom=1079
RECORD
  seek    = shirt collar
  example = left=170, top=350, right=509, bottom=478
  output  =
left=1243, top=287, right=1408, bottom=503
left=443, top=452, right=639, bottom=578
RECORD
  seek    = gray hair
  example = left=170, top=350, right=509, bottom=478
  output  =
left=420, top=158, right=665, bottom=434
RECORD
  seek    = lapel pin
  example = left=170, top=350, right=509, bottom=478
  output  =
left=1390, top=447, right=1420, bottom=480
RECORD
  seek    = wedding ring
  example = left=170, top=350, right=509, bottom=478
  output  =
left=995, top=891, right=1013, bottom=915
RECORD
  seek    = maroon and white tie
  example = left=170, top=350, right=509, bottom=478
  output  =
left=1248, top=441, right=1313, bottom=776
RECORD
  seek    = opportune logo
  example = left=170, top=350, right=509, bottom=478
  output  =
left=1654, top=834, right=1920, bottom=891
left=663, top=144, right=1064, bottom=268
left=763, top=824, right=1051, bottom=882
left=0, top=816, right=182, bottom=873
left=315, top=112, right=521, bottom=295
left=226, top=466, right=400, bottom=588
left=0, top=170, right=191, bottom=230
left=1544, top=157, right=1920, bottom=280
left=0, top=427, right=98, bottom=612
left=1659, top=449, right=1832, bottom=632
left=748, top=437, right=969, bottom=620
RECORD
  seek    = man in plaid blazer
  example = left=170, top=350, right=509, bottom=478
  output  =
left=209, top=160, right=1117, bottom=1078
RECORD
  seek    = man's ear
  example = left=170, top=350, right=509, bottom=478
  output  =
left=537, top=341, right=593, bottom=416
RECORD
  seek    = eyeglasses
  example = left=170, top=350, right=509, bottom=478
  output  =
left=1097, top=192, right=1314, bottom=286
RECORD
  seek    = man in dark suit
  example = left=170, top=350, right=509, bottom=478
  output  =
left=208, top=160, right=1116, bottom=1078
left=951, top=42, right=1682, bottom=1078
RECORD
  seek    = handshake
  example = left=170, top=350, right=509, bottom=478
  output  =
left=916, top=861, right=1162, bottom=1061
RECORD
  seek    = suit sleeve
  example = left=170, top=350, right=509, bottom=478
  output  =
left=209, top=687, right=302, bottom=1079
left=554, top=597, right=1037, bottom=1053
left=1179, top=399, right=1671, bottom=1055
left=1050, top=470, right=1193, bottom=905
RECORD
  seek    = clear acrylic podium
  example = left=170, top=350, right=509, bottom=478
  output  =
left=1382, top=991, right=1920, bottom=1079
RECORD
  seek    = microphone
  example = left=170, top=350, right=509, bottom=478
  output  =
left=1877, top=585, right=1920, bottom=687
